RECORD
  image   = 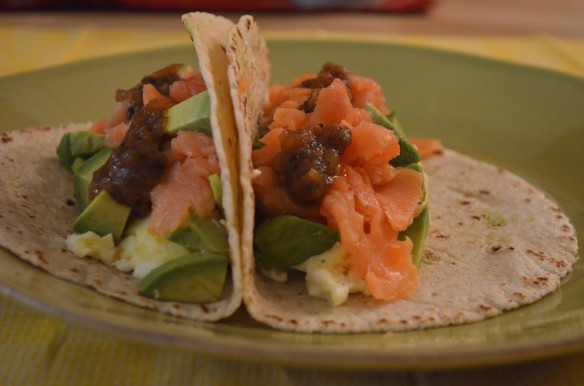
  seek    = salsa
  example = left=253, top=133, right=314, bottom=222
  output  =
left=273, top=124, right=352, bottom=203
left=116, top=63, right=182, bottom=121
left=89, top=99, right=169, bottom=217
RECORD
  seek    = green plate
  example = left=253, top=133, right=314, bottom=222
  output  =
left=1, top=37, right=583, bottom=370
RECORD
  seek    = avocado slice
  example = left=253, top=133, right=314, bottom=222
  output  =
left=365, top=104, right=420, bottom=167
left=399, top=206, right=429, bottom=266
left=56, top=131, right=107, bottom=169
left=165, top=90, right=212, bottom=136
left=71, top=190, right=131, bottom=243
left=254, top=215, right=340, bottom=270
left=166, top=214, right=228, bottom=253
left=70, top=157, right=86, bottom=174
left=387, top=111, right=406, bottom=135
left=73, top=148, right=112, bottom=211
left=138, top=252, right=228, bottom=303
left=208, top=173, right=222, bottom=208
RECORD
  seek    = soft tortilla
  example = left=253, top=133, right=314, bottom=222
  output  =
left=0, top=12, right=242, bottom=321
left=242, top=149, right=578, bottom=333
left=224, top=15, right=271, bottom=310
left=225, top=21, right=579, bottom=332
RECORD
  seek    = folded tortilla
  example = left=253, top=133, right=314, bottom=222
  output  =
left=227, top=20, right=579, bottom=332
left=0, top=12, right=242, bottom=321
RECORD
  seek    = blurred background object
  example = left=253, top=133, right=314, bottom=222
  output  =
left=0, top=0, right=434, bottom=11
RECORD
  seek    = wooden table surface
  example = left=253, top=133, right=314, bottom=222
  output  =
left=1, top=0, right=583, bottom=37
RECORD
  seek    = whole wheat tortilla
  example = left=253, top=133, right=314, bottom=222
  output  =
left=242, top=149, right=579, bottom=333
left=225, top=15, right=271, bottom=308
left=225, top=19, right=579, bottom=332
left=0, top=12, right=242, bottom=321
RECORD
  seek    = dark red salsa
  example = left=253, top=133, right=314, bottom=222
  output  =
left=89, top=99, right=170, bottom=217
left=273, top=124, right=352, bottom=204
left=116, top=63, right=182, bottom=121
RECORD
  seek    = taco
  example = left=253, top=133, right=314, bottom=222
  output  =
left=0, top=12, right=242, bottom=321
left=227, top=24, right=579, bottom=333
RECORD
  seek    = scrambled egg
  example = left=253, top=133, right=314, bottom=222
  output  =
left=66, top=231, right=116, bottom=264
left=295, top=243, right=369, bottom=306
left=66, top=218, right=188, bottom=279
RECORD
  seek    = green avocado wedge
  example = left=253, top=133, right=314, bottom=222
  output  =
left=138, top=252, right=228, bottom=303
left=71, top=190, right=131, bottom=243
left=166, top=214, right=228, bottom=254
left=164, top=90, right=212, bottom=136
left=208, top=173, right=222, bottom=208
left=365, top=103, right=420, bottom=167
left=73, top=148, right=112, bottom=211
left=399, top=206, right=429, bottom=266
left=254, top=215, right=339, bottom=270
left=56, top=131, right=107, bottom=169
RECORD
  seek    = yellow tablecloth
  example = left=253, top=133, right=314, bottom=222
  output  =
left=1, top=25, right=584, bottom=386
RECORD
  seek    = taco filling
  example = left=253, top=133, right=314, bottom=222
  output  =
left=250, top=63, right=429, bottom=306
left=59, top=64, right=229, bottom=304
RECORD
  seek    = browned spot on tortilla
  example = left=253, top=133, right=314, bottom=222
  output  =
left=533, top=277, right=549, bottom=286
left=322, top=320, right=335, bottom=326
left=424, top=251, right=440, bottom=262
left=459, top=200, right=471, bottom=205
left=1, top=133, right=13, bottom=143
left=479, top=189, right=490, bottom=195
left=431, top=230, right=450, bottom=239
left=65, top=198, right=76, bottom=206
left=489, top=245, right=502, bottom=253
left=470, top=215, right=481, bottom=220
left=266, top=314, right=283, bottom=322
left=526, top=249, right=546, bottom=260
left=35, top=250, right=48, bottom=265
left=478, top=304, right=494, bottom=311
